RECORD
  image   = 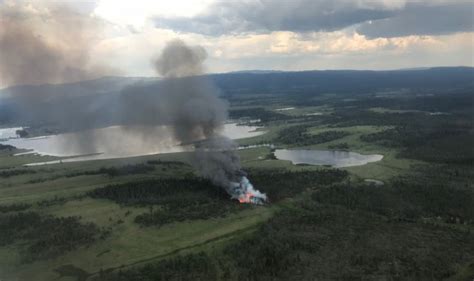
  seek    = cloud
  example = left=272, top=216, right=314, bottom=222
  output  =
left=202, top=31, right=440, bottom=60
left=204, top=32, right=473, bottom=73
left=153, top=0, right=397, bottom=36
left=152, top=0, right=473, bottom=38
left=357, top=2, right=474, bottom=38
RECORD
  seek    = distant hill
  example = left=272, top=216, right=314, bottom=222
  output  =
left=210, top=67, right=474, bottom=95
left=0, top=67, right=472, bottom=127
left=224, top=70, right=284, bottom=74
left=0, top=76, right=159, bottom=97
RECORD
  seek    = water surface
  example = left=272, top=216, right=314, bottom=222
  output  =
left=274, top=149, right=383, bottom=167
left=2, top=123, right=265, bottom=163
left=0, top=127, right=23, bottom=140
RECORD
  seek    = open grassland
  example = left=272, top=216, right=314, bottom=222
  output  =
left=1, top=204, right=274, bottom=281
left=0, top=151, right=59, bottom=169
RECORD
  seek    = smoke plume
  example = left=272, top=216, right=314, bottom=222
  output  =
left=0, top=3, right=113, bottom=87
left=0, top=1, right=266, bottom=203
left=0, top=2, right=118, bottom=139
left=153, top=40, right=267, bottom=203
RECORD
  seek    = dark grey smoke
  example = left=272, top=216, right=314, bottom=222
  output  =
left=153, top=40, right=227, bottom=143
left=154, top=40, right=207, bottom=78
left=194, top=136, right=247, bottom=193
left=152, top=40, right=243, bottom=190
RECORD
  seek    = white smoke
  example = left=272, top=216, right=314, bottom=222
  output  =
left=231, top=176, right=267, bottom=204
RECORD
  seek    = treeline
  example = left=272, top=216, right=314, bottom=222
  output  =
left=18, top=164, right=154, bottom=184
left=93, top=252, right=218, bottom=281
left=248, top=169, right=348, bottom=201
left=327, top=142, right=349, bottom=150
left=0, top=203, right=31, bottom=213
left=89, top=169, right=348, bottom=227
left=65, top=163, right=155, bottom=178
left=89, top=169, right=348, bottom=205
left=275, top=125, right=349, bottom=146
left=0, top=211, right=108, bottom=262
left=25, top=161, right=187, bottom=184
left=358, top=114, right=474, bottom=164
left=89, top=177, right=228, bottom=205
left=313, top=180, right=474, bottom=224
left=0, top=168, right=37, bottom=178
left=146, top=159, right=189, bottom=167
left=89, top=177, right=241, bottom=227
left=323, top=109, right=427, bottom=127
left=0, top=195, right=84, bottom=212
left=339, top=92, right=474, bottom=113
left=0, top=143, right=16, bottom=150
left=229, top=107, right=291, bottom=123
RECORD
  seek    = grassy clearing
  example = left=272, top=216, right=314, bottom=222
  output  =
left=344, top=151, right=420, bottom=181
left=2, top=204, right=274, bottom=281
left=369, top=107, right=425, bottom=114
left=0, top=152, right=59, bottom=169
left=0, top=147, right=278, bottom=281
left=305, top=125, right=393, bottom=152
left=273, top=105, right=333, bottom=116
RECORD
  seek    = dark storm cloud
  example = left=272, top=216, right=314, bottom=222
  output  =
left=153, top=0, right=394, bottom=35
left=357, top=2, right=474, bottom=38
left=152, top=0, right=473, bottom=37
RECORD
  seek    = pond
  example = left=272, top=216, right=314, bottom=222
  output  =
left=0, top=127, right=24, bottom=140
left=274, top=149, right=383, bottom=168
left=364, top=179, right=385, bottom=186
left=1, top=123, right=265, bottom=163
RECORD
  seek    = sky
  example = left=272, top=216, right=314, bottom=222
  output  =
left=0, top=0, right=473, bottom=85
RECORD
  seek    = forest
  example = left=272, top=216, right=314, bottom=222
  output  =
left=94, top=174, right=473, bottom=280
left=88, top=169, right=349, bottom=228
left=275, top=126, right=349, bottom=146
left=0, top=211, right=108, bottom=262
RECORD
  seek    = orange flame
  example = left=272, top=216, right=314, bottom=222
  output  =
left=238, top=192, right=253, bottom=203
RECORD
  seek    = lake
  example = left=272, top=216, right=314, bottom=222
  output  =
left=1, top=123, right=265, bottom=163
left=274, top=149, right=383, bottom=167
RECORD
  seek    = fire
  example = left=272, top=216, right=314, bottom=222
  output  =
left=231, top=176, right=267, bottom=205
left=238, top=192, right=254, bottom=203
